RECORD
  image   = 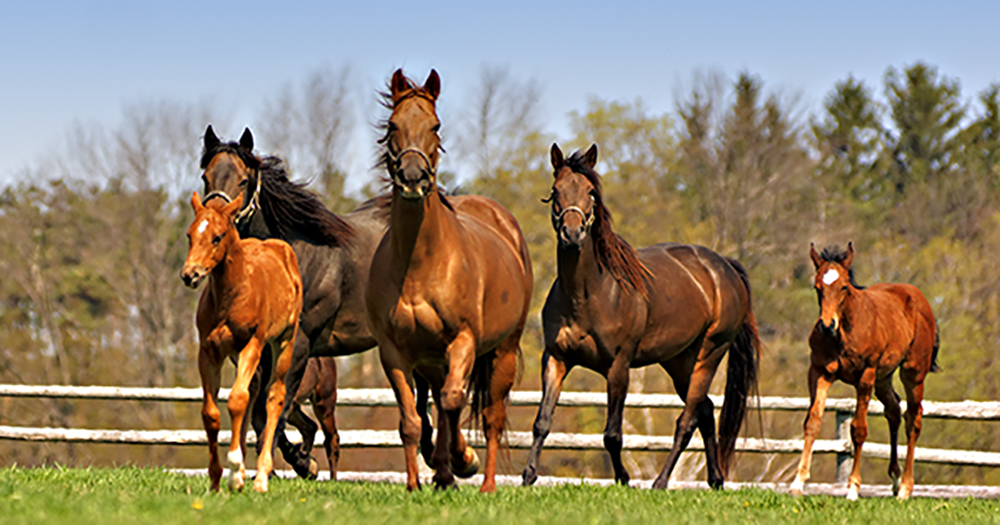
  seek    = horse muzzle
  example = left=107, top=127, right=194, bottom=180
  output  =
left=394, top=170, right=433, bottom=201
left=558, top=224, right=586, bottom=249
left=180, top=265, right=207, bottom=289
left=819, top=317, right=839, bottom=337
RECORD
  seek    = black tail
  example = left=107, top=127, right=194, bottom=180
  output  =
left=930, top=330, right=941, bottom=373
left=717, top=257, right=761, bottom=477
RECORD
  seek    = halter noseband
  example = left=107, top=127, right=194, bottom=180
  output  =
left=387, top=146, right=437, bottom=178
left=551, top=195, right=597, bottom=231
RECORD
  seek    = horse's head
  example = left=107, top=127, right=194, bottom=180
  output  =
left=809, top=242, right=856, bottom=336
left=181, top=191, right=245, bottom=289
left=546, top=143, right=600, bottom=249
left=381, top=69, right=442, bottom=201
left=199, top=125, right=261, bottom=225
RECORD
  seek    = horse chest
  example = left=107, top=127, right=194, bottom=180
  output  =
left=389, top=298, right=449, bottom=346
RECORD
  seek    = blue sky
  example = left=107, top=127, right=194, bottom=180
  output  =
left=2, top=1, right=997, bottom=186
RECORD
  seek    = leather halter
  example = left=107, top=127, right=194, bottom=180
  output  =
left=550, top=195, right=597, bottom=231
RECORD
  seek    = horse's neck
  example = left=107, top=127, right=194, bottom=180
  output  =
left=209, top=237, right=248, bottom=302
left=557, top=236, right=610, bottom=305
left=238, top=212, right=272, bottom=241
left=837, top=289, right=871, bottom=343
left=389, top=190, right=459, bottom=267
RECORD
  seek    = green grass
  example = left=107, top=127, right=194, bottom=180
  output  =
left=0, top=466, right=998, bottom=524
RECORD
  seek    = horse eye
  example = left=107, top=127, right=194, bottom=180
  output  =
left=431, top=123, right=441, bottom=132
left=212, top=234, right=223, bottom=245
left=387, top=121, right=399, bottom=132
left=238, top=179, right=248, bottom=188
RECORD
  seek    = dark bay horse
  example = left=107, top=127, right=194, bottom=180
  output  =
left=181, top=192, right=302, bottom=492
left=367, top=69, right=533, bottom=492
left=199, top=126, right=435, bottom=479
left=791, top=243, right=938, bottom=500
left=522, top=144, right=760, bottom=490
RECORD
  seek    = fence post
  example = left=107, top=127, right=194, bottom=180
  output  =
left=835, top=409, right=852, bottom=484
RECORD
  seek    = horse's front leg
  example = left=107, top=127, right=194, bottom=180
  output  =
left=227, top=336, right=264, bottom=491
left=380, top=340, right=422, bottom=491
left=198, top=346, right=223, bottom=491
left=434, top=331, right=477, bottom=490
left=523, top=349, right=570, bottom=486
left=604, top=353, right=632, bottom=486
left=846, top=368, right=876, bottom=501
left=791, top=365, right=833, bottom=496
left=254, top=331, right=296, bottom=492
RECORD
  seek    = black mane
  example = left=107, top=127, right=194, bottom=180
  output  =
left=255, top=157, right=355, bottom=246
left=819, top=245, right=866, bottom=289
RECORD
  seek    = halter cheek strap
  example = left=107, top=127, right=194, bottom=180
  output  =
left=233, top=171, right=261, bottom=227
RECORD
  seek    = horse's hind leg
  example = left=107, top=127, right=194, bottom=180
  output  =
left=312, top=356, right=340, bottom=480
left=898, top=365, right=926, bottom=500
left=480, top=345, right=519, bottom=493
left=199, top=347, right=224, bottom=491
left=604, top=353, right=632, bottom=486
left=284, top=357, right=321, bottom=480
left=523, top=349, right=571, bottom=486
left=653, top=345, right=726, bottom=490
left=875, top=376, right=902, bottom=495
left=415, top=373, right=435, bottom=468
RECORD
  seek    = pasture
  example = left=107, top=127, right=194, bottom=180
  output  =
left=2, top=466, right=997, bottom=525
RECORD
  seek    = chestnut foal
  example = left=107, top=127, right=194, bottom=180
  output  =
left=181, top=192, right=302, bottom=492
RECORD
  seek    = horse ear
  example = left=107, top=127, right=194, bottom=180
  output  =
left=584, top=144, right=599, bottom=169
left=191, top=191, right=204, bottom=214
left=809, top=243, right=822, bottom=269
left=204, top=125, right=219, bottom=151
left=424, top=69, right=441, bottom=100
left=843, top=241, right=855, bottom=269
left=391, top=69, right=410, bottom=102
left=224, top=193, right=245, bottom=219
left=550, top=143, right=564, bottom=174
left=239, top=128, right=254, bottom=151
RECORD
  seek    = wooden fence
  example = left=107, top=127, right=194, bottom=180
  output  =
left=3, top=384, right=1000, bottom=487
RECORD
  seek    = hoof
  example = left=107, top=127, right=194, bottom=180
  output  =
left=521, top=466, right=538, bottom=487
left=897, top=484, right=913, bottom=501
left=890, top=474, right=901, bottom=497
left=451, top=447, right=480, bottom=478
left=846, top=485, right=859, bottom=501
left=291, top=455, right=319, bottom=480
left=433, top=471, right=457, bottom=490
left=789, top=479, right=805, bottom=497
left=651, top=476, right=669, bottom=490
left=253, top=473, right=269, bottom=493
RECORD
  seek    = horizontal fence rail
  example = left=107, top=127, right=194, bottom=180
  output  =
left=3, top=385, right=1000, bottom=480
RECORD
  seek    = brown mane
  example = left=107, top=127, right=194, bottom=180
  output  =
left=562, top=150, right=652, bottom=294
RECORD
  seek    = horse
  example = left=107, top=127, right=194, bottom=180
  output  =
left=198, top=126, right=437, bottom=480
left=366, top=69, right=533, bottom=492
left=521, top=144, right=760, bottom=490
left=791, top=243, right=939, bottom=500
left=180, top=192, right=302, bottom=492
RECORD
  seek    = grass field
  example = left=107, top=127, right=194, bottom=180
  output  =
left=1, top=466, right=998, bottom=524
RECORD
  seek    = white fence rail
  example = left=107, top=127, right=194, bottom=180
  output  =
left=3, top=385, right=1000, bottom=482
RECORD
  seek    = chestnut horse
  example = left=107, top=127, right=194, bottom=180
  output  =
left=522, top=144, right=760, bottom=490
left=791, top=243, right=939, bottom=500
left=181, top=192, right=302, bottom=492
left=367, top=69, right=533, bottom=492
left=198, top=127, right=435, bottom=479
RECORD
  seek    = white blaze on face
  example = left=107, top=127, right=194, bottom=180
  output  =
left=822, top=268, right=840, bottom=286
left=197, top=219, right=209, bottom=235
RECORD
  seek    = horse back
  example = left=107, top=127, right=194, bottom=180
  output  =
left=630, top=244, right=750, bottom=361
left=451, top=195, right=531, bottom=275
left=245, top=238, right=303, bottom=337
left=867, top=282, right=936, bottom=344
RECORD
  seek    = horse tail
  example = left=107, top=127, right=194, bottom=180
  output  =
left=717, top=257, right=761, bottom=478
left=930, top=330, right=942, bottom=373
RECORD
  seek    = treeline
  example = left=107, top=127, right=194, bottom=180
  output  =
left=1, top=62, right=999, bottom=485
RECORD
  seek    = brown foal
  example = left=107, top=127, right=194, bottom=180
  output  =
left=181, top=192, right=302, bottom=492
left=791, top=242, right=939, bottom=500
